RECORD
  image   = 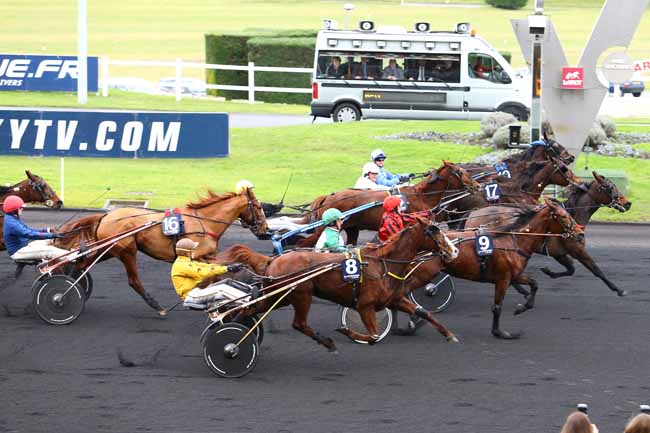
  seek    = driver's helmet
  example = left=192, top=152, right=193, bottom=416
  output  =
left=383, top=196, right=402, bottom=212
left=370, top=149, right=386, bottom=162
left=2, top=195, right=25, bottom=213
left=322, top=208, right=343, bottom=225
left=362, top=162, right=381, bottom=176
left=175, top=238, right=199, bottom=257
left=235, top=180, right=254, bottom=194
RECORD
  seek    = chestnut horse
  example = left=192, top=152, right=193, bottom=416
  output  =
left=55, top=186, right=268, bottom=312
left=465, top=171, right=632, bottom=297
left=215, top=219, right=460, bottom=351
left=397, top=199, right=583, bottom=339
left=295, top=161, right=480, bottom=247
left=1, top=170, right=63, bottom=251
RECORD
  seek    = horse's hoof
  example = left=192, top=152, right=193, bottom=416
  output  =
left=617, top=290, right=627, bottom=297
left=158, top=309, right=168, bottom=317
left=492, top=329, right=521, bottom=340
left=514, top=304, right=528, bottom=316
left=447, top=334, right=459, bottom=343
left=335, top=326, right=348, bottom=335
left=330, top=349, right=339, bottom=356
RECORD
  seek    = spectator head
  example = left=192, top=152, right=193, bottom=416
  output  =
left=560, top=411, right=596, bottom=433
left=331, top=56, right=341, bottom=66
left=388, top=58, right=397, bottom=67
left=625, top=413, right=650, bottom=433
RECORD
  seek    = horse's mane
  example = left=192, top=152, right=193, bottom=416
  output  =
left=213, top=244, right=271, bottom=272
left=0, top=185, right=14, bottom=195
left=564, top=181, right=593, bottom=210
left=186, top=190, right=239, bottom=209
left=362, top=220, right=424, bottom=256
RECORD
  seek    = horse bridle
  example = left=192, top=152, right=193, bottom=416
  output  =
left=28, top=177, right=57, bottom=206
left=592, top=179, right=626, bottom=211
left=541, top=139, right=574, bottom=165
left=238, top=189, right=266, bottom=234
left=431, top=165, right=475, bottom=194
left=549, top=207, right=582, bottom=240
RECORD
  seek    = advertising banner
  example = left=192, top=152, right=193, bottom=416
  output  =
left=0, top=109, right=229, bottom=158
left=0, top=54, right=98, bottom=92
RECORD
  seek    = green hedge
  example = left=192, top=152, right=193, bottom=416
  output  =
left=205, top=29, right=317, bottom=101
left=500, top=51, right=512, bottom=64
left=485, top=0, right=528, bottom=9
left=247, top=37, right=314, bottom=104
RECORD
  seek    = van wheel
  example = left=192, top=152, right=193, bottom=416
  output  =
left=500, top=105, right=528, bottom=121
left=633, top=93, right=641, bottom=97
left=333, top=103, right=361, bottom=122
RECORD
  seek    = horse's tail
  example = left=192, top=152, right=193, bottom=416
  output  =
left=56, top=213, right=105, bottom=250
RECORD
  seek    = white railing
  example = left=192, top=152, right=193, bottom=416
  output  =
left=100, top=57, right=313, bottom=103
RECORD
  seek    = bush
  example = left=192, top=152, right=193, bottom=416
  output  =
left=246, top=37, right=315, bottom=104
left=480, top=111, right=517, bottom=137
left=597, top=115, right=616, bottom=138
left=499, top=51, right=512, bottom=64
left=492, top=122, right=530, bottom=149
left=584, top=123, right=608, bottom=148
left=485, top=0, right=528, bottom=9
left=204, top=29, right=317, bottom=100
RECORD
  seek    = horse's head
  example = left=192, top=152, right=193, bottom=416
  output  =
left=591, top=171, right=632, bottom=212
left=236, top=184, right=270, bottom=239
left=542, top=132, right=575, bottom=165
left=529, top=158, right=581, bottom=188
left=423, top=220, right=458, bottom=262
left=429, top=161, right=480, bottom=193
left=20, top=170, right=63, bottom=209
left=543, top=197, right=584, bottom=240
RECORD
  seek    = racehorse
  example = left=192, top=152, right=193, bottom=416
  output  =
left=438, top=156, right=581, bottom=226
left=1, top=170, right=63, bottom=251
left=56, top=185, right=268, bottom=312
left=465, top=171, right=632, bottom=297
left=215, top=219, right=460, bottom=351
left=402, top=199, right=583, bottom=339
left=294, top=161, right=480, bottom=246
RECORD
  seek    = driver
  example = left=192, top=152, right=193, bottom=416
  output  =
left=171, top=238, right=244, bottom=309
left=378, top=196, right=430, bottom=242
left=370, top=149, right=413, bottom=187
left=2, top=195, right=68, bottom=261
left=315, top=208, right=346, bottom=253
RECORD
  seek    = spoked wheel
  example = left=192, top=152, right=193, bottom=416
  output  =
left=66, top=269, right=93, bottom=300
left=234, top=315, right=264, bottom=346
left=202, top=322, right=259, bottom=378
left=409, top=272, right=456, bottom=313
left=340, top=307, right=393, bottom=344
left=32, top=275, right=85, bottom=325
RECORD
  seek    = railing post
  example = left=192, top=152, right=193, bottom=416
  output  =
left=248, top=61, right=255, bottom=103
left=101, top=56, right=109, bottom=97
left=175, top=58, right=182, bottom=102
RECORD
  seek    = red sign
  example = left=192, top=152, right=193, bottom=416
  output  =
left=561, top=67, right=584, bottom=89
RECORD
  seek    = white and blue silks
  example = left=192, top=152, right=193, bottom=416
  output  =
left=376, top=167, right=406, bottom=187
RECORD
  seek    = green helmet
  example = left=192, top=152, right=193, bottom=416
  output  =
left=322, top=208, right=343, bottom=225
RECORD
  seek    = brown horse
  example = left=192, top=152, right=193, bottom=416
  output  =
left=465, top=171, right=632, bottom=297
left=218, top=219, right=460, bottom=351
left=438, top=156, right=581, bottom=227
left=295, top=161, right=480, bottom=247
left=401, top=199, right=583, bottom=339
left=1, top=170, right=63, bottom=251
left=56, top=186, right=268, bottom=312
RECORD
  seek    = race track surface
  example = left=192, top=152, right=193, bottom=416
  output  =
left=1, top=210, right=648, bottom=433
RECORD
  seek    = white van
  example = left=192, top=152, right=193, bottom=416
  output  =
left=311, top=21, right=530, bottom=122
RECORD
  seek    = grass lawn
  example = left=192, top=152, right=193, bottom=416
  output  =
left=2, top=0, right=649, bottom=82
left=2, top=118, right=649, bottom=222
left=0, top=90, right=308, bottom=115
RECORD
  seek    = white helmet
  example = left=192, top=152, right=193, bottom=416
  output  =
left=362, top=162, right=380, bottom=176
left=370, top=149, right=386, bottom=161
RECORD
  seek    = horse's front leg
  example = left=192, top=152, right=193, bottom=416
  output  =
left=344, top=227, right=360, bottom=246
left=115, top=246, right=165, bottom=313
left=390, top=296, right=458, bottom=342
left=512, top=274, right=539, bottom=315
left=290, top=289, right=338, bottom=352
left=491, top=275, right=520, bottom=339
left=568, top=246, right=626, bottom=296
left=541, top=254, right=576, bottom=278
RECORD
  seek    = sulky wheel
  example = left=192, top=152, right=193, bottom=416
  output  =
left=234, top=315, right=264, bottom=346
left=66, top=269, right=93, bottom=300
left=32, top=275, right=86, bottom=325
left=409, top=272, right=456, bottom=313
left=202, top=322, right=259, bottom=378
left=340, top=307, right=393, bottom=344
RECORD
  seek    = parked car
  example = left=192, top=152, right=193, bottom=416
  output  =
left=159, top=77, right=207, bottom=96
left=620, top=80, right=644, bottom=97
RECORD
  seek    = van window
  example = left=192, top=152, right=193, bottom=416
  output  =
left=316, top=52, right=460, bottom=83
left=468, top=53, right=511, bottom=84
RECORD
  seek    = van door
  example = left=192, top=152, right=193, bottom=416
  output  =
left=464, top=53, right=516, bottom=119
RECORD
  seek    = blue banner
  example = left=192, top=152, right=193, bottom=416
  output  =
left=0, top=109, right=229, bottom=158
left=0, top=54, right=98, bottom=92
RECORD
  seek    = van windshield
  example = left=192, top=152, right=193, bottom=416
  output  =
left=316, top=52, right=461, bottom=83
left=468, top=53, right=511, bottom=84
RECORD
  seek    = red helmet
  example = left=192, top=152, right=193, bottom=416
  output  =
left=2, top=195, right=25, bottom=213
left=383, top=196, right=402, bottom=212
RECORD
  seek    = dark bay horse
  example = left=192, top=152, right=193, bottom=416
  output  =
left=55, top=186, right=268, bottom=312
left=217, top=219, right=460, bottom=351
left=465, top=171, right=632, bottom=297
left=1, top=170, right=63, bottom=251
left=403, top=199, right=583, bottom=339
left=295, top=161, right=480, bottom=246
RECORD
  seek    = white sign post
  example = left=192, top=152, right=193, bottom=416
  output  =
left=77, top=0, right=88, bottom=104
left=60, top=158, right=65, bottom=204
